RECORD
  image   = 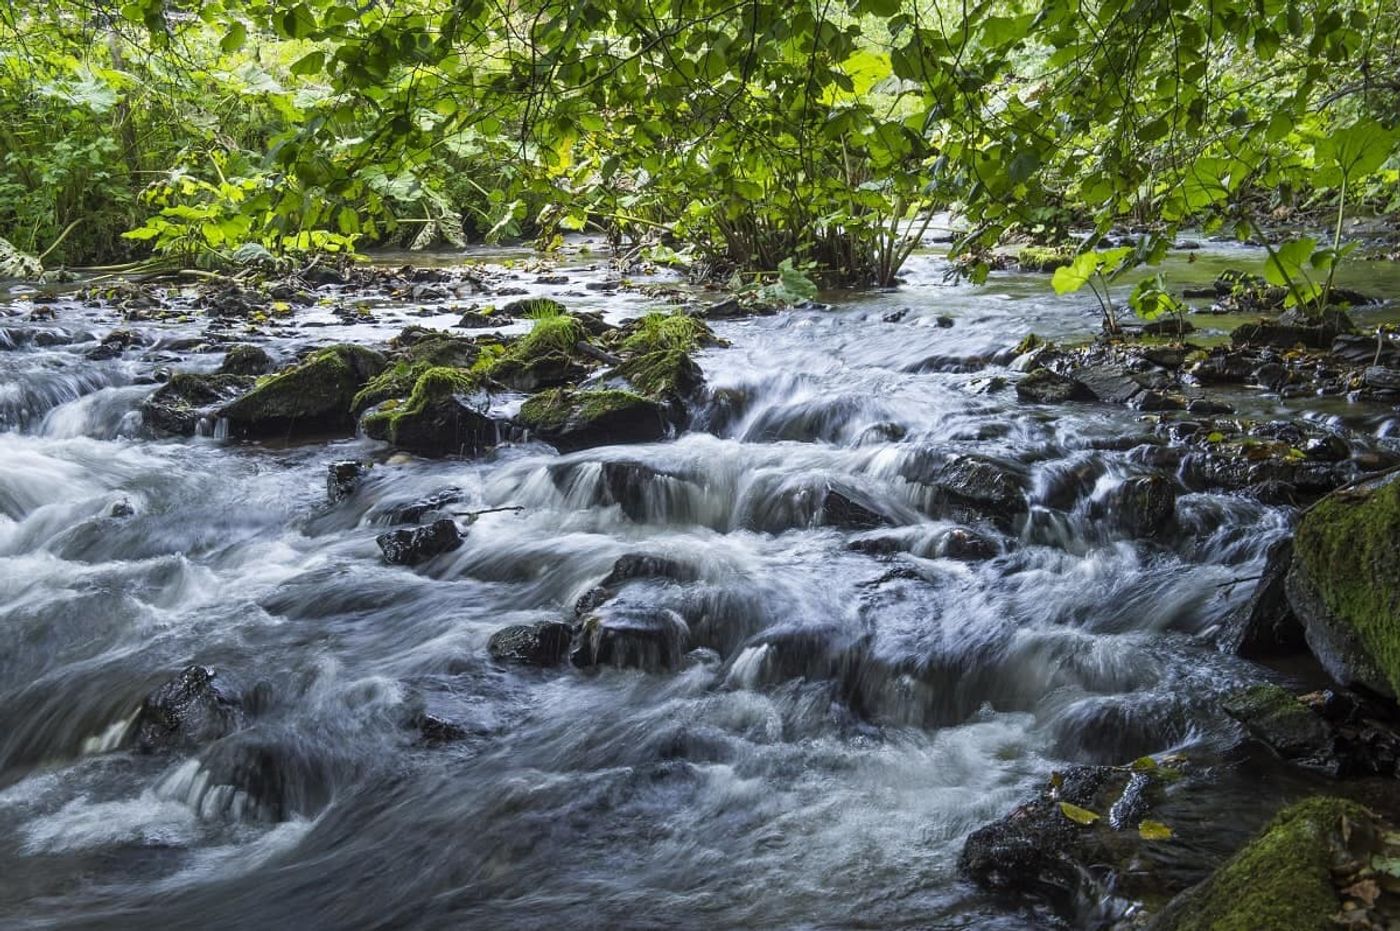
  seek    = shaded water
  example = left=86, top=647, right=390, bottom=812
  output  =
left=1, top=244, right=1397, bottom=929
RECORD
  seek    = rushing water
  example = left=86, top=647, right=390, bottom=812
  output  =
left=1, top=243, right=1398, bottom=929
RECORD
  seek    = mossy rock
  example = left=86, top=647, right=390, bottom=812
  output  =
left=390, top=328, right=482, bottom=369
left=142, top=372, right=255, bottom=436
left=1151, top=797, right=1367, bottom=931
left=220, top=344, right=386, bottom=437
left=518, top=388, right=668, bottom=451
left=1222, top=684, right=1334, bottom=763
left=361, top=366, right=499, bottom=457
left=1016, top=245, right=1074, bottom=272
left=609, top=348, right=705, bottom=399
left=1286, top=470, right=1400, bottom=698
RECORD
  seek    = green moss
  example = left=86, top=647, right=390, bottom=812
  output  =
left=352, top=360, right=429, bottom=413
left=1016, top=245, right=1074, bottom=272
left=1162, top=797, right=1364, bottom=931
left=620, top=311, right=712, bottom=354
left=515, top=314, right=584, bottom=357
left=612, top=349, right=698, bottom=397
left=1294, top=474, right=1400, bottom=695
left=224, top=344, right=385, bottom=425
left=518, top=388, right=649, bottom=429
left=361, top=365, right=482, bottom=440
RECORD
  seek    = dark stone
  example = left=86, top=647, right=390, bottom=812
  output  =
left=1097, top=475, right=1177, bottom=538
left=902, top=452, right=1028, bottom=524
left=518, top=389, right=669, bottom=452
left=141, top=372, right=254, bottom=436
left=1186, top=398, right=1234, bottom=415
left=129, top=665, right=244, bottom=752
left=218, top=344, right=273, bottom=375
left=1231, top=310, right=1354, bottom=350
left=1070, top=364, right=1143, bottom=404
left=1222, top=539, right=1307, bottom=657
left=220, top=345, right=387, bottom=438
left=488, top=622, right=572, bottom=666
left=938, top=527, right=999, bottom=560
left=1222, top=684, right=1336, bottom=768
left=818, top=482, right=892, bottom=530
left=415, top=713, right=468, bottom=744
left=1364, top=366, right=1400, bottom=391
left=1190, top=353, right=1254, bottom=384
left=86, top=328, right=142, bottom=360
left=327, top=460, right=367, bottom=503
left=455, top=311, right=509, bottom=329
left=1016, top=368, right=1094, bottom=403
left=572, top=604, right=689, bottom=672
left=363, top=392, right=501, bottom=458
left=935, top=315, right=955, bottom=328
left=601, top=553, right=697, bottom=586
left=383, top=488, right=465, bottom=524
left=375, top=518, right=463, bottom=566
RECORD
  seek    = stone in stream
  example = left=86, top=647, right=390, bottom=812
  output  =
left=1095, top=475, right=1178, bottom=538
left=141, top=372, right=255, bottom=436
left=517, top=388, right=669, bottom=452
left=488, top=622, right=573, bottom=667
left=1364, top=365, right=1400, bottom=391
left=936, top=527, right=1000, bottom=560
left=217, top=344, right=273, bottom=376
left=901, top=452, right=1029, bottom=526
left=1221, top=684, right=1338, bottom=769
left=1219, top=538, right=1307, bottom=658
left=128, top=665, right=245, bottom=752
left=817, top=482, right=892, bottom=530
left=86, top=328, right=143, bottom=360
left=361, top=370, right=500, bottom=458
left=327, top=460, right=368, bottom=503
left=1286, top=469, right=1400, bottom=699
left=1015, top=368, right=1095, bottom=403
left=572, top=603, right=690, bottom=672
left=382, top=487, right=466, bottom=524
left=1230, top=309, right=1355, bottom=350
left=220, top=344, right=387, bottom=437
left=375, top=518, right=463, bottom=566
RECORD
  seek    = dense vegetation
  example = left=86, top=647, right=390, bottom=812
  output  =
left=2, top=0, right=1398, bottom=297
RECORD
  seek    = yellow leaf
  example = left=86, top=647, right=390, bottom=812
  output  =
left=1139, top=820, right=1174, bottom=840
left=1130, top=756, right=1158, bottom=772
left=1060, top=802, right=1101, bottom=825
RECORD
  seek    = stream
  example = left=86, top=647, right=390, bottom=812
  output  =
left=3, top=242, right=1400, bottom=929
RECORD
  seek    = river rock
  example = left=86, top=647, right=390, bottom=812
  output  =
left=937, top=527, right=1000, bottom=561
left=1364, top=366, right=1400, bottom=391
left=218, top=344, right=273, bottom=375
left=1231, top=309, right=1355, bottom=350
left=141, top=372, right=254, bottom=436
left=1071, top=363, right=1145, bottom=404
left=1222, top=684, right=1337, bottom=768
left=327, top=460, right=367, bottom=503
left=375, top=518, right=463, bottom=566
left=220, top=344, right=386, bottom=437
left=1097, top=476, right=1177, bottom=537
left=488, top=622, right=573, bottom=666
left=1286, top=470, right=1400, bottom=698
left=517, top=388, right=669, bottom=452
left=362, top=379, right=500, bottom=458
left=1220, top=538, right=1306, bottom=657
left=901, top=452, right=1029, bottom=526
left=129, top=665, right=244, bottom=752
left=817, top=482, right=892, bottom=530
left=1016, top=368, right=1094, bottom=403
left=572, top=603, right=689, bottom=672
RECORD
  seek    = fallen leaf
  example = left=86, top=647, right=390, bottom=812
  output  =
left=1130, top=756, right=1158, bottom=773
left=1139, top=820, right=1174, bottom=841
left=1049, top=771, right=1064, bottom=790
left=1060, top=802, right=1100, bottom=825
left=1343, top=878, right=1381, bottom=906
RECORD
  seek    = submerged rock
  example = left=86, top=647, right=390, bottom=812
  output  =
left=327, top=460, right=367, bottom=503
left=221, top=344, right=386, bottom=438
left=375, top=518, right=463, bottom=566
left=1222, top=684, right=1337, bottom=768
left=129, top=665, right=244, bottom=752
left=488, top=622, right=572, bottom=666
left=518, top=388, right=668, bottom=451
left=142, top=372, right=254, bottom=436
left=1286, top=470, right=1400, bottom=698
left=1096, top=475, right=1178, bottom=538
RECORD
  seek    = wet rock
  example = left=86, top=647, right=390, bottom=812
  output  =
left=1097, top=475, right=1177, bottom=538
left=1150, top=797, right=1375, bottom=931
left=86, top=328, right=142, bottom=360
left=1363, top=365, right=1400, bottom=391
left=1222, top=684, right=1336, bottom=767
left=414, top=713, right=468, bottom=744
left=362, top=371, right=500, bottom=458
left=1231, top=309, right=1355, bottom=350
left=572, top=604, right=689, bottom=672
left=218, top=344, right=273, bottom=376
left=1286, top=470, right=1400, bottom=698
left=383, top=488, right=465, bottom=524
left=129, top=665, right=244, bottom=752
left=375, top=518, right=463, bottom=566
left=817, top=482, right=892, bottom=530
left=937, top=527, right=1000, bottom=560
left=601, top=553, right=698, bottom=586
left=1016, top=245, right=1073, bottom=272
left=517, top=388, right=668, bottom=452
left=488, top=622, right=572, bottom=666
left=902, top=452, right=1028, bottom=525
left=491, top=351, right=591, bottom=392
left=221, top=344, right=386, bottom=438
left=1221, top=538, right=1307, bottom=657
left=108, top=498, right=135, bottom=518
left=1070, top=364, right=1144, bottom=404
left=608, top=349, right=706, bottom=407
left=698, top=297, right=776, bottom=319
left=141, top=372, right=254, bottom=436
left=1016, top=368, right=1094, bottom=403
left=1189, top=352, right=1254, bottom=384
left=455, top=310, right=508, bottom=329
left=327, top=460, right=367, bottom=504
left=1185, top=398, right=1234, bottom=415
left=1334, top=333, right=1400, bottom=366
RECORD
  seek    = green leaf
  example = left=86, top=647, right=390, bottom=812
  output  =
left=1051, top=252, right=1100, bottom=295
left=280, top=3, right=318, bottom=40
left=291, top=51, right=326, bottom=77
left=220, top=22, right=247, bottom=54
left=1059, top=802, right=1101, bottom=825
left=1264, top=236, right=1317, bottom=288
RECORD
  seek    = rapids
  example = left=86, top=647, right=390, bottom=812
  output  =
left=2, top=242, right=1398, bottom=929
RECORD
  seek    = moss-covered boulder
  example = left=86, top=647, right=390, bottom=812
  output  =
left=220, top=344, right=385, bottom=438
left=361, top=366, right=500, bottom=457
left=142, top=373, right=255, bottom=436
left=217, top=344, right=273, bottom=376
left=518, top=388, right=668, bottom=451
left=1016, top=245, right=1074, bottom=272
left=1286, top=470, right=1400, bottom=698
left=1222, top=684, right=1336, bottom=766
left=1150, top=797, right=1369, bottom=931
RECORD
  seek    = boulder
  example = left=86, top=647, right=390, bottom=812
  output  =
left=1286, top=470, right=1400, bottom=698
left=817, top=482, right=892, bottom=530
left=1070, top=363, right=1145, bottom=404
left=1220, top=538, right=1306, bottom=657
left=361, top=369, right=500, bottom=457
left=572, top=604, right=689, bottom=672
left=937, top=527, right=1000, bottom=561
left=1222, top=684, right=1336, bottom=767
left=218, top=344, right=273, bottom=375
left=1150, top=797, right=1373, bottom=931
left=1096, top=475, right=1177, bottom=538
left=142, top=372, right=254, bottom=436
left=220, top=344, right=386, bottom=437
left=1016, top=368, right=1094, bottom=403
left=517, top=388, right=669, bottom=451
left=1231, top=310, right=1355, bottom=350
left=375, top=518, right=463, bottom=566
left=901, top=452, right=1028, bottom=525
left=488, top=622, right=573, bottom=666
left=327, top=460, right=367, bottom=504
left=128, top=665, right=244, bottom=752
